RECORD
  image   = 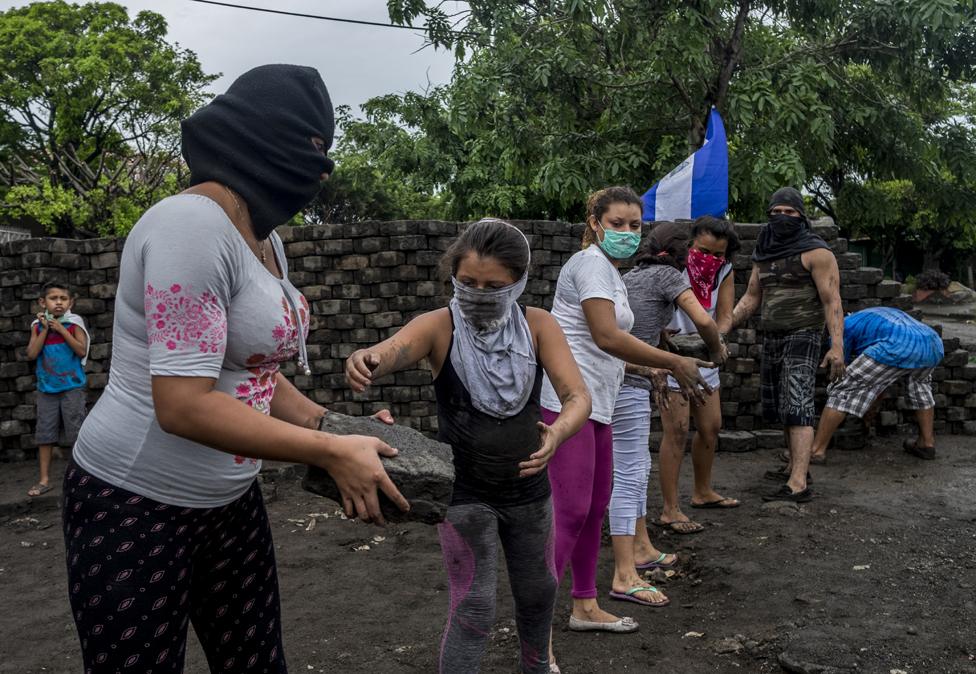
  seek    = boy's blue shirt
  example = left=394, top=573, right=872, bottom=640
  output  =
left=32, top=314, right=88, bottom=394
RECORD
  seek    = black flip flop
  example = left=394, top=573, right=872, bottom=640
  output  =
left=652, top=519, right=705, bottom=535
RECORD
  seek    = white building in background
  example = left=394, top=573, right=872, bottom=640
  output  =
left=0, top=226, right=31, bottom=244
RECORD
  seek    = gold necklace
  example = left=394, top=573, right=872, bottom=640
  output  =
left=222, top=184, right=267, bottom=263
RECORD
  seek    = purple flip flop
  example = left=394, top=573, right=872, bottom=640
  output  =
left=609, top=586, right=671, bottom=608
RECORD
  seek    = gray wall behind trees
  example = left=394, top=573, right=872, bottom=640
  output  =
left=2, top=220, right=975, bottom=461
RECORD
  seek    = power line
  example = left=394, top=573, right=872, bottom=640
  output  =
left=186, top=0, right=424, bottom=31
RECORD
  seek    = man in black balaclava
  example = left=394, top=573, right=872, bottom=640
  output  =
left=729, top=187, right=844, bottom=503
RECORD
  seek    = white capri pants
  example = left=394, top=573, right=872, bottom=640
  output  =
left=609, top=384, right=652, bottom=536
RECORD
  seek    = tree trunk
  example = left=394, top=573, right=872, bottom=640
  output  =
left=922, top=248, right=943, bottom=272
left=688, top=115, right=706, bottom=150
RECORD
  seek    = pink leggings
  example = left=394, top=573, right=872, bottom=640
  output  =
left=542, top=408, right=613, bottom=599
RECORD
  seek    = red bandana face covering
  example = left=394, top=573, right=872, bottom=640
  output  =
left=685, top=247, right=726, bottom=309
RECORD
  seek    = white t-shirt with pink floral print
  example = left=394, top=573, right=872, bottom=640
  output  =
left=73, top=194, right=310, bottom=508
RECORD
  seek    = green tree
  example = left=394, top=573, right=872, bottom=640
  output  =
left=0, top=1, right=216, bottom=237
left=350, top=0, right=976, bottom=251
left=310, top=104, right=448, bottom=223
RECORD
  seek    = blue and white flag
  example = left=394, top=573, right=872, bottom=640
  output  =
left=642, top=107, right=728, bottom=222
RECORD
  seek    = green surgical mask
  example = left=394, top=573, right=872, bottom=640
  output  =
left=598, top=225, right=641, bottom=259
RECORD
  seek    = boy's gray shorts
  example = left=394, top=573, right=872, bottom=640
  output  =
left=35, top=388, right=87, bottom=445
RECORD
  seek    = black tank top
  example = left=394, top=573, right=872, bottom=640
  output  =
left=434, top=307, right=549, bottom=507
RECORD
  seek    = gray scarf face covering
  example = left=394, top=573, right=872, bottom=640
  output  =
left=448, top=228, right=537, bottom=418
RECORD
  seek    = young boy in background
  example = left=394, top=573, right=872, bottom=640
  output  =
left=25, top=281, right=90, bottom=497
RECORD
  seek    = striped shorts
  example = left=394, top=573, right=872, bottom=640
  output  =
left=826, top=354, right=935, bottom=418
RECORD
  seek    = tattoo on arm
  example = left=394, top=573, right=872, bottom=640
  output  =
left=390, top=343, right=411, bottom=371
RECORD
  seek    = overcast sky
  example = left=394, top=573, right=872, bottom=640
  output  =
left=0, top=0, right=460, bottom=114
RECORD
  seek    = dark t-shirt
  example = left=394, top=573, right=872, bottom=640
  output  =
left=621, top=264, right=690, bottom=390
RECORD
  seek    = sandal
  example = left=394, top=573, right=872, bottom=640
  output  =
left=609, top=585, right=670, bottom=608
left=690, top=497, right=740, bottom=509
left=652, top=518, right=704, bottom=535
left=636, top=552, right=678, bottom=570
left=27, top=483, right=52, bottom=497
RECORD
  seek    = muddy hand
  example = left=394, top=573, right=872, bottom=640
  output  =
left=327, top=434, right=409, bottom=525
left=649, top=368, right=672, bottom=411
left=673, top=356, right=713, bottom=405
left=345, top=350, right=380, bottom=393
left=371, top=409, right=395, bottom=425
left=820, top=347, right=846, bottom=382
left=519, top=421, right=558, bottom=478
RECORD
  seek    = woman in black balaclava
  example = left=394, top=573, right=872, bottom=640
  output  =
left=62, top=65, right=408, bottom=673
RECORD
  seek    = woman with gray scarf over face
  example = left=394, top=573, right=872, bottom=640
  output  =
left=346, top=219, right=591, bottom=674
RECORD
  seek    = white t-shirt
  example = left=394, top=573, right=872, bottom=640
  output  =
left=540, top=246, right=634, bottom=424
left=73, top=195, right=310, bottom=508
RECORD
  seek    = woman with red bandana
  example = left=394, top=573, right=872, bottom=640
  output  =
left=656, top=216, right=742, bottom=535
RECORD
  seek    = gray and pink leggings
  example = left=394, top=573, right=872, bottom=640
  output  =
left=438, top=498, right=556, bottom=674
left=541, top=409, right=613, bottom=600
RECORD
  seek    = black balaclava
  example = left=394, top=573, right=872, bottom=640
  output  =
left=752, top=186, right=829, bottom=262
left=181, top=64, right=335, bottom=240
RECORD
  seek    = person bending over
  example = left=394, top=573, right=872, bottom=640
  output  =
left=811, top=307, right=944, bottom=462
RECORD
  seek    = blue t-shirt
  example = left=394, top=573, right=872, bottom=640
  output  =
left=842, top=308, right=944, bottom=369
left=36, top=323, right=86, bottom=393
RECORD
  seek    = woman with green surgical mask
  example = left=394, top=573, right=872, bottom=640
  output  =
left=540, top=186, right=714, bottom=672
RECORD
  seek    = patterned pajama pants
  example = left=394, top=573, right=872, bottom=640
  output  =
left=62, top=461, right=287, bottom=674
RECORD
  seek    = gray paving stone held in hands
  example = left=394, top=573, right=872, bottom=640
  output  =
left=668, top=334, right=711, bottom=361
left=302, top=412, right=455, bottom=524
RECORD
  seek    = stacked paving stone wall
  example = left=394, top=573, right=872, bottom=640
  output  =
left=2, top=220, right=974, bottom=461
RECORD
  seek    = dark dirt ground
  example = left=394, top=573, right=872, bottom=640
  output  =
left=2, top=436, right=975, bottom=674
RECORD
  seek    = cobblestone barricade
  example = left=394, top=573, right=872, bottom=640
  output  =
left=1, top=219, right=973, bottom=461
